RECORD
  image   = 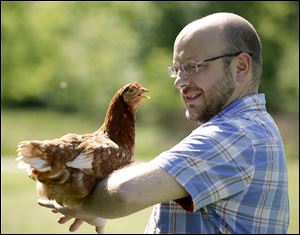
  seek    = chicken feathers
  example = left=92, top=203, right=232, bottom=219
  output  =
left=16, top=82, right=149, bottom=208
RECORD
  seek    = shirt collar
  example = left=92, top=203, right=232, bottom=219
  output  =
left=216, top=93, right=266, bottom=118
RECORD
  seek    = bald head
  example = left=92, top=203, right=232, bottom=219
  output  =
left=178, top=12, right=252, bottom=32
left=174, top=12, right=262, bottom=83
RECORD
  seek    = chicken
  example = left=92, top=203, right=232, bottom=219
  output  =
left=16, top=82, right=149, bottom=210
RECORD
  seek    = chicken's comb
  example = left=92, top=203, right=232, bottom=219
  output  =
left=132, top=82, right=141, bottom=88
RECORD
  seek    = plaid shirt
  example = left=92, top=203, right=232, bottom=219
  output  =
left=145, top=94, right=289, bottom=234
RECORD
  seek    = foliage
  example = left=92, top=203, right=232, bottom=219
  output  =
left=1, top=1, right=299, bottom=128
left=2, top=3, right=298, bottom=233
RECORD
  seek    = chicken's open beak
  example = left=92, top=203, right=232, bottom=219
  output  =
left=139, top=87, right=150, bottom=99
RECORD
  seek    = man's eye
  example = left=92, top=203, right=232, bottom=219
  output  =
left=187, top=63, right=197, bottom=69
left=182, top=62, right=197, bottom=72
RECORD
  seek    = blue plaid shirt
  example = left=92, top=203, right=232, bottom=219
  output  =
left=145, top=94, right=289, bottom=234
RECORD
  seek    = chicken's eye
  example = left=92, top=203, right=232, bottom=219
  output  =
left=126, top=87, right=137, bottom=95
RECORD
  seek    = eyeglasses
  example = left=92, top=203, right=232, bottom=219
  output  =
left=167, top=51, right=251, bottom=78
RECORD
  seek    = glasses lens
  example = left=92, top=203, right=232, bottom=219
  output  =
left=167, top=65, right=178, bottom=78
left=181, top=61, right=198, bottom=74
left=167, top=61, right=199, bottom=78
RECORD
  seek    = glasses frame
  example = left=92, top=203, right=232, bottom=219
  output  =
left=168, top=51, right=252, bottom=78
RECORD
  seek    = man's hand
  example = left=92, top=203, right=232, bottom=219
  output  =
left=38, top=199, right=106, bottom=234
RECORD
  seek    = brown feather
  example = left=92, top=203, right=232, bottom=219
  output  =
left=16, top=82, right=149, bottom=208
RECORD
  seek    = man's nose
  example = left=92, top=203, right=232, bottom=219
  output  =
left=174, top=70, right=190, bottom=89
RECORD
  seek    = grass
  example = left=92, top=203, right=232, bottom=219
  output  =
left=2, top=157, right=298, bottom=234
left=1, top=108, right=174, bottom=234
left=1, top=108, right=177, bottom=161
left=1, top=158, right=153, bottom=234
left=1, top=108, right=299, bottom=233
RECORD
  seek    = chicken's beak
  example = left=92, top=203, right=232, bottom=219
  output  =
left=139, top=87, right=150, bottom=99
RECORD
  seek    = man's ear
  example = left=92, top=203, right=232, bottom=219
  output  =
left=235, top=53, right=251, bottom=80
left=237, top=61, right=247, bottom=73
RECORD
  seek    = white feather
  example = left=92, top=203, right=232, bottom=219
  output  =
left=26, top=158, right=51, bottom=172
left=66, top=153, right=93, bottom=170
left=16, top=156, right=50, bottom=172
left=17, top=161, right=30, bottom=171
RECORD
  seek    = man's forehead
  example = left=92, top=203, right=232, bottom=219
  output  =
left=173, top=12, right=243, bottom=62
left=173, top=27, right=223, bottom=62
left=175, top=25, right=222, bottom=46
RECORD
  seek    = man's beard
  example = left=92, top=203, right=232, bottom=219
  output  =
left=184, top=71, right=235, bottom=125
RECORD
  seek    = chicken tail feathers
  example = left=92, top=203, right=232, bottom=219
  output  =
left=66, top=153, right=93, bottom=171
left=16, top=141, right=51, bottom=173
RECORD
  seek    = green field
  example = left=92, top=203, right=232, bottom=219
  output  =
left=1, top=109, right=298, bottom=233
left=1, top=157, right=153, bottom=233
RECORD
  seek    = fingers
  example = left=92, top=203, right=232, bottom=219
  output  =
left=38, top=199, right=56, bottom=209
left=38, top=199, right=72, bottom=217
left=58, top=215, right=73, bottom=224
left=93, top=218, right=107, bottom=227
left=38, top=199, right=102, bottom=233
left=95, top=225, right=105, bottom=234
left=38, top=199, right=62, bottom=210
left=94, top=218, right=106, bottom=234
left=69, top=218, right=84, bottom=232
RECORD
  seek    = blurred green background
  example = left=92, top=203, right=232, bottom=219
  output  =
left=1, top=1, right=298, bottom=234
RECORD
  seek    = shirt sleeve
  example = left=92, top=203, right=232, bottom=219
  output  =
left=151, top=122, right=255, bottom=213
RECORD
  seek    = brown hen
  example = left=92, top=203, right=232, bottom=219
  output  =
left=16, top=82, right=149, bottom=209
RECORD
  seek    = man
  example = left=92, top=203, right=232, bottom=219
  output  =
left=39, top=12, right=290, bottom=234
